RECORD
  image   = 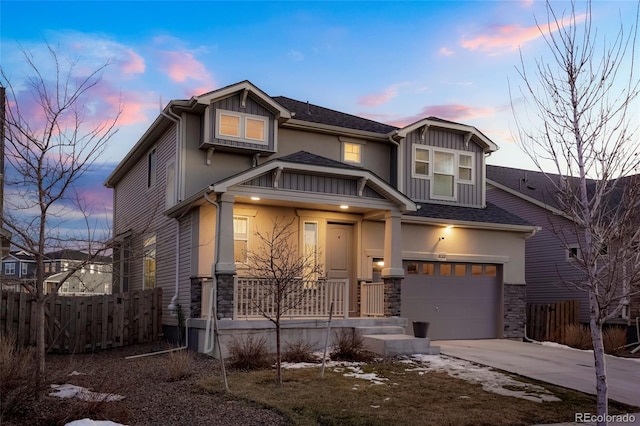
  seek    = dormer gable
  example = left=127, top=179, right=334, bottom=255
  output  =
left=197, top=81, right=291, bottom=154
left=392, top=117, right=498, bottom=208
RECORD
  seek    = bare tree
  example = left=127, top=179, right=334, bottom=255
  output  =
left=245, top=218, right=323, bottom=385
left=512, top=1, right=640, bottom=422
left=0, top=44, right=120, bottom=388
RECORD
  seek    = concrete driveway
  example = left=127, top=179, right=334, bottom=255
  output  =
left=433, top=339, right=640, bottom=407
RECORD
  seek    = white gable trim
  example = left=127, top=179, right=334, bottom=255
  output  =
left=391, top=118, right=498, bottom=152
left=195, top=81, right=291, bottom=120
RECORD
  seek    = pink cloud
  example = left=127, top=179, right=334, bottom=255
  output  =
left=461, top=13, right=587, bottom=55
left=159, top=50, right=211, bottom=83
left=120, top=49, right=145, bottom=75
left=358, top=83, right=407, bottom=107
left=439, top=47, right=454, bottom=56
left=363, top=104, right=495, bottom=128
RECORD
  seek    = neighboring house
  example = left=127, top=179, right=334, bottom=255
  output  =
left=44, top=269, right=112, bottom=295
left=44, top=249, right=111, bottom=277
left=487, top=165, right=639, bottom=324
left=1, top=250, right=35, bottom=290
left=105, top=80, right=538, bottom=350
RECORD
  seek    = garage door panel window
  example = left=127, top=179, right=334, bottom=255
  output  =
left=471, top=265, right=483, bottom=276
left=407, top=263, right=419, bottom=274
left=454, top=264, right=466, bottom=276
left=485, top=265, right=497, bottom=277
left=422, top=263, right=435, bottom=275
left=439, top=264, right=452, bottom=276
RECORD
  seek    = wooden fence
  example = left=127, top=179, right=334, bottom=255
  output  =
left=526, top=300, right=580, bottom=342
left=0, top=288, right=163, bottom=353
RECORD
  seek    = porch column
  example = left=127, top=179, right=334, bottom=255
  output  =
left=214, top=193, right=236, bottom=319
left=382, top=209, right=403, bottom=317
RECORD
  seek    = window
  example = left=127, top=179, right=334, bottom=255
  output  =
left=471, top=265, right=483, bottom=276
left=439, top=264, right=452, bottom=276
left=454, top=264, right=466, bottom=276
left=234, top=216, right=249, bottom=264
left=165, top=161, right=176, bottom=209
left=567, top=245, right=581, bottom=260
left=61, top=282, right=70, bottom=293
left=422, top=263, right=435, bottom=275
left=143, top=234, right=156, bottom=290
left=4, top=263, right=15, bottom=275
left=303, top=222, right=319, bottom=283
left=147, top=148, right=157, bottom=188
left=21, top=263, right=28, bottom=276
left=413, top=146, right=430, bottom=177
left=433, top=150, right=455, bottom=199
left=216, top=109, right=268, bottom=144
left=407, top=263, right=419, bottom=274
left=62, top=262, right=69, bottom=272
left=485, top=265, right=497, bottom=277
left=343, top=142, right=362, bottom=164
left=458, top=154, right=473, bottom=183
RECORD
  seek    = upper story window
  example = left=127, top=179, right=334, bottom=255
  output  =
left=143, top=234, right=156, bottom=290
left=411, top=146, right=475, bottom=201
left=216, top=109, right=268, bottom=145
left=21, top=263, right=29, bottom=276
left=147, top=148, right=157, bottom=188
left=342, top=142, right=363, bottom=165
left=4, top=263, right=16, bottom=275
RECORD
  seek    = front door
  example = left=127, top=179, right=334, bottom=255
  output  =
left=326, top=223, right=356, bottom=316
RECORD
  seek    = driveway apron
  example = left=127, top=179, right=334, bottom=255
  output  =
left=433, top=339, right=640, bottom=407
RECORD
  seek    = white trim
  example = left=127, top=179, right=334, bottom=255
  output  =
left=341, top=141, right=364, bottom=165
left=215, top=109, right=269, bottom=145
left=393, top=118, right=498, bottom=152
left=402, top=214, right=541, bottom=234
left=458, top=153, right=474, bottom=185
left=431, top=149, right=457, bottom=201
left=196, top=81, right=292, bottom=120
left=411, top=145, right=430, bottom=179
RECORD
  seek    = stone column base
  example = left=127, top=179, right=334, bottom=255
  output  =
left=383, top=277, right=402, bottom=317
left=504, top=283, right=526, bottom=338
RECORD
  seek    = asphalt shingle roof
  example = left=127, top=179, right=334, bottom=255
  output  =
left=272, top=96, right=398, bottom=134
left=406, top=202, right=534, bottom=227
left=276, top=151, right=363, bottom=170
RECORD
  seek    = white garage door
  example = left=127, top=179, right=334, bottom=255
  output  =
left=401, top=261, right=501, bottom=339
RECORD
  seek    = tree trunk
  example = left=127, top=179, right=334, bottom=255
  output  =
left=276, top=322, right=282, bottom=386
left=589, top=291, right=608, bottom=426
left=35, top=295, right=46, bottom=398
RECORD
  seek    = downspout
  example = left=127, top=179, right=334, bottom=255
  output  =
left=161, top=109, right=181, bottom=316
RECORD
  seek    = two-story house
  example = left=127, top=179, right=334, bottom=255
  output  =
left=487, top=165, right=640, bottom=324
left=1, top=250, right=36, bottom=290
left=105, top=81, right=538, bottom=353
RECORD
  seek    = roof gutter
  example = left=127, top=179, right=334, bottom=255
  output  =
left=402, top=215, right=540, bottom=234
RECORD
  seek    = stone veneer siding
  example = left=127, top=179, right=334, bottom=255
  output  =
left=383, top=277, right=402, bottom=317
left=504, top=283, right=526, bottom=338
left=190, top=277, right=207, bottom=318
left=216, top=273, right=235, bottom=319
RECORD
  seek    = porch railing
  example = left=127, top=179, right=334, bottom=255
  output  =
left=235, top=278, right=349, bottom=319
left=361, top=281, right=385, bottom=317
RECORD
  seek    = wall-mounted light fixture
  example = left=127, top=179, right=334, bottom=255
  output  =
left=339, top=205, right=349, bottom=209
left=250, top=196, right=261, bottom=201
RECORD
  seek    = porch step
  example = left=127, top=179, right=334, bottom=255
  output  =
left=362, top=334, right=441, bottom=357
left=355, top=326, right=406, bottom=335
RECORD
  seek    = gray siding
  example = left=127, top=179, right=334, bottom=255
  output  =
left=242, top=171, right=384, bottom=199
left=113, top=125, right=181, bottom=324
left=486, top=185, right=590, bottom=322
left=404, top=128, right=483, bottom=207
left=207, top=93, right=276, bottom=152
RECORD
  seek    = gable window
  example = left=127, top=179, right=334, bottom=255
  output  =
left=216, top=109, right=268, bottom=145
left=343, top=142, right=362, bottom=165
left=21, top=263, right=28, bottom=277
left=234, top=216, right=249, bottom=264
left=143, top=234, right=156, bottom=290
left=433, top=150, right=455, bottom=199
left=147, top=148, right=157, bottom=188
left=413, top=146, right=430, bottom=177
left=458, top=154, right=473, bottom=183
left=4, top=263, right=15, bottom=275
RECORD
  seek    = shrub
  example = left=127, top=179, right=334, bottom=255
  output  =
left=561, top=324, right=592, bottom=350
left=330, top=328, right=374, bottom=362
left=228, top=335, right=273, bottom=370
left=165, top=349, right=194, bottom=381
left=0, top=332, right=36, bottom=419
left=282, top=339, right=319, bottom=364
left=603, top=327, right=627, bottom=355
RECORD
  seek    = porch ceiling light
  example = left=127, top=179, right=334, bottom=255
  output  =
left=339, top=205, right=349, bottom=209
left=250, top=196, right=261, bottom=201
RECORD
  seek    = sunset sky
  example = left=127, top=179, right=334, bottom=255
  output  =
left=1, top=0, right=638, bottom=231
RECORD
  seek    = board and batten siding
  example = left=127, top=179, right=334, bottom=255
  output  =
left=207, top=93, right=276, bottom=151
left=403, top=128, right=483, bottom=207
left=486, top=185, right=590, bottom=322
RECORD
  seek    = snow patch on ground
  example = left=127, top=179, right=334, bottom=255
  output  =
left=406, top=354, right=561, bottom=403
left=65, top=420, right=125, bottom=426
left=50, top=384, right=125, bottom=402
